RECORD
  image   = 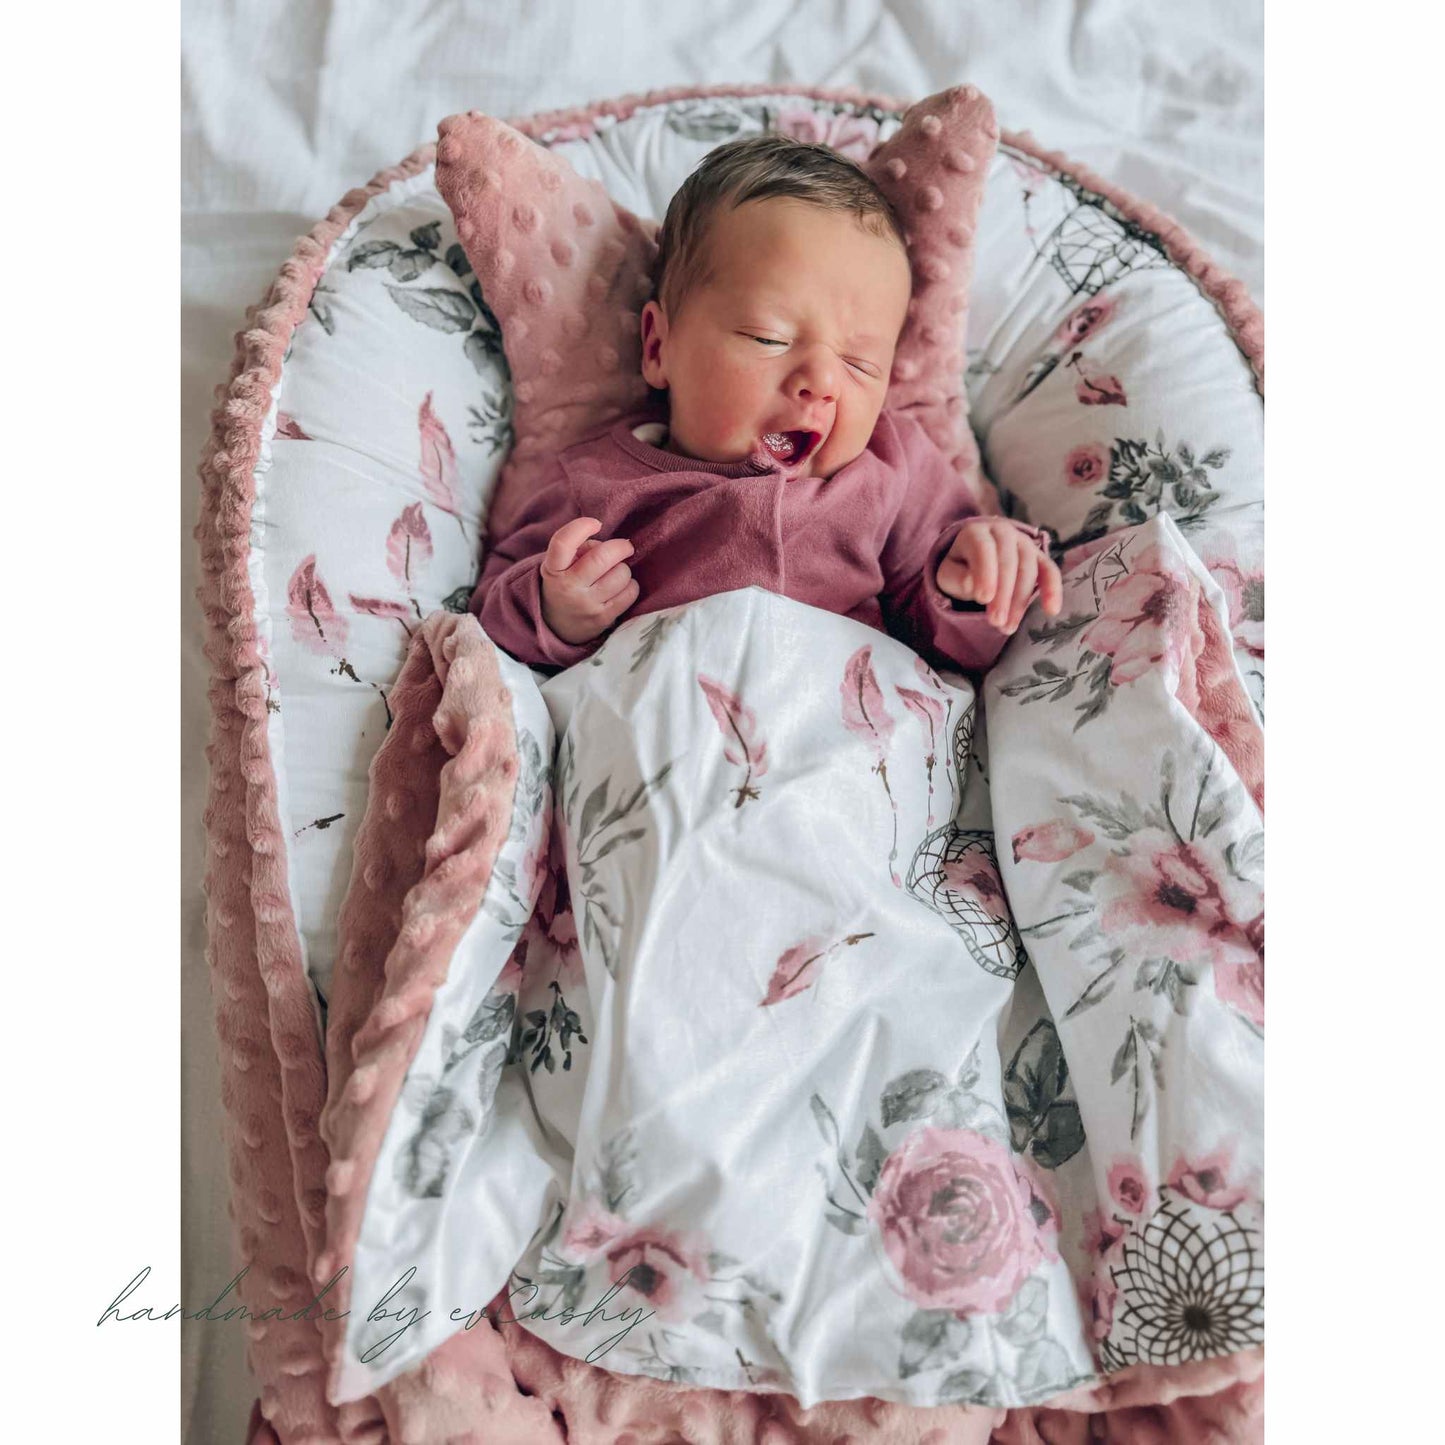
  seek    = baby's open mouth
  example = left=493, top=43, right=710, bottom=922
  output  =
left=759, top=430, right=821, bottom=466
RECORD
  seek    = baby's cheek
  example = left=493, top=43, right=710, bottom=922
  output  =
left=700, top=370, right=766, bottom=442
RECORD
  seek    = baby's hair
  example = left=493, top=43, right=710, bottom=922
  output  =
left=652, top=133, right=907, bottom=317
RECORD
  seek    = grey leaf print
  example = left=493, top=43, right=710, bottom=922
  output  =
left=880, top=1068, right=951, bottom=1128
left=386, top=248, right=435, bottom=283
left=664, top=100, right=749, bottom=141
left=464, top=329, right=507, bottom=379
left=384, top=284, right=476, bottom=333
left=395, top=1083, right=473, bottom=1198
left=347, top=239, right=401, bottom=271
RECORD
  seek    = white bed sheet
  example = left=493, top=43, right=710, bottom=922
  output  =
left=180, top=3, right=1262, bottom=1438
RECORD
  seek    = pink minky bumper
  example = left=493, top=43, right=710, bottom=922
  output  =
left=194, top=82, right=1264, bottom=1445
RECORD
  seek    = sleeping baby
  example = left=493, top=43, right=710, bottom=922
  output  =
left=472, top=134, right=1062, bottom=674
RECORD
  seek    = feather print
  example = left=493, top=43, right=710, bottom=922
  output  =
left=418, top=391, right=466, bottom=535
left=284, top=556, right=392, bottom=724
left=842, top=647, right=901, bottom=884
left=841, top=647, right=895, bottom=756
left=386, top=502, right=434, bottom=587
left=760, top=932, right=875, bottom=1007
left=286, top=555, right=348, bottom=657
left=697, top=674, right=769, bottom=807
left=897, top=684, right=946, bottom=826
left=349, top=595, right=416, bottom=636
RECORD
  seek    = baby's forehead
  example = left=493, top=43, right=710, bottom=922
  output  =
left=697, top=205, right=910, bottom=320
left=702, top=199, right=908, bottom=279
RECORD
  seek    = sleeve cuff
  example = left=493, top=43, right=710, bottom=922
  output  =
left=476, top=557, right=599, bottom=670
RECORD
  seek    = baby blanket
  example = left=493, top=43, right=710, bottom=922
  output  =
left=315, top=514, right=1263, bottom=1433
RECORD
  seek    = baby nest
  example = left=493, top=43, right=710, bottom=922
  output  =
left=196, top=84, right=1264, bottom=1445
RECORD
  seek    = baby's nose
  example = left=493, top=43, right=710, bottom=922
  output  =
left=789, top=355, right=840, bottom=404
left=796, top=379, right=836, bottom=403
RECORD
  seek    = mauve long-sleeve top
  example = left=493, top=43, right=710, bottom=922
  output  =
left=470, top=404, right=1050, bottom=674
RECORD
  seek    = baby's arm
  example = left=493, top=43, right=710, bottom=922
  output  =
left=470, top=462, right=628, bottom=669
left=877, top=415, right=1058, bottom=673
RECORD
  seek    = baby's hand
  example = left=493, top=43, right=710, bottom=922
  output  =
left=936, top=518, right=1063, bottom=634
left=540, top=517, right=640, bottom=645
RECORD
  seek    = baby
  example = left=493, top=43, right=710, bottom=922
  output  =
left=473, top=135, right=1062, bottom=674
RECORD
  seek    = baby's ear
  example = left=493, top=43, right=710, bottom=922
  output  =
left=640, top=301, right=669, bottom=389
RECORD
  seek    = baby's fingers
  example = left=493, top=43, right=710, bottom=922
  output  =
left=989, top=531, right=1019, bottom=629
left=1005, top=545, right=1039, bottom=634
left=958, top=524, right=998, bottom=603
left=596, top=567, right=641, bottom=621
left=1038, top=553, right=1064, bottom=617
left=544, top=517, right=602, bottom=575
left=570, top=536, right=634, bottom=588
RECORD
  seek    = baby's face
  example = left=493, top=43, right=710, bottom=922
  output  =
left=640, top=198, right=911, bottom=480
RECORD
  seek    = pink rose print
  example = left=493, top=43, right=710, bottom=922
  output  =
left=1082, top=545, right=1199, bottom=686
left=1081, top=1207, right=1125, bottom=1259
left=564, top=1204, right=711, bottom=1322
left=492, top=950, right=524, bottom=996
left=1214, top=955, right=1265, bottom=1028
left=939, top=855, right=1010, bottom=925
left=562, top=1200, right=627, bottom=1256
left=1012, top=819, right=1096, bottom=864
left=1095, top=833, right=1259, bottom=969
left=605, top=1230, right=712, bottom=1322
left=1079, top=1270, right=1118, bottom=1342
left=1210, top=560, right=1265, bottom=662
left=1055, top=295, right=1118, bottom=348
left=868, top=1125, right=1056, bottom=1316
left=526, top=822, right=581, bottom=987
left=1167, top=1150, right=1251, bottom=1212
left=1065, top=353, right=1127, bottom=406
left=775, top=104, right=882, bottom=161
left=1106, top=1158, right=1152, bottom=1217
left=1074, top=370, right=1128, bottom=406
left=517, top=835, right=550, bottom=913
left=418, top=392, right=466, bottom=535
left=1064, top=443, right=1109, bottom=489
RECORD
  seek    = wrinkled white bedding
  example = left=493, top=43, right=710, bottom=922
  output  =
left=181, top=4, right=1262, bottom=1436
